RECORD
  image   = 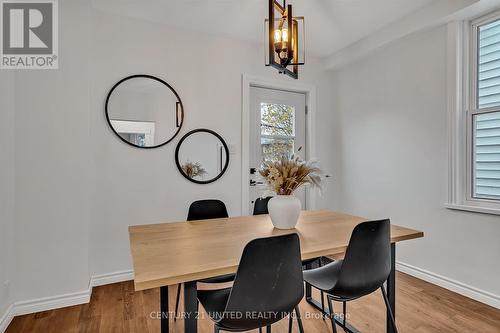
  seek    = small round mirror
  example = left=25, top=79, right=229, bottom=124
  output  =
left=175, top=129, right=229, bottom=184
left=105, top=75, right=184, bottom=148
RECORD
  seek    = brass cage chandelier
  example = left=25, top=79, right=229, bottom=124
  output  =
left=265, top=0, right=305, bottom=79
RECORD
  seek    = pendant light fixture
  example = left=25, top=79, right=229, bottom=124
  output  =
left=265, top=0, right=305, bottom=79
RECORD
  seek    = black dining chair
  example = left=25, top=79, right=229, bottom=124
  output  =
left=252, top=196, right=326, bottom=318
left=198, top=234, right=305, bottom=333
left=174, top=200, right=235, bottom=321
left=187, top=199, right=229, bottom=221
left=303, top=219, right=398, bottom=333
left=252, top=197, right=316, bottom=269
left=252, top=196, right=273, bottom=215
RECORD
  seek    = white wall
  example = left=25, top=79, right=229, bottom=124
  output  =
left=88, top=8, right=336, bottom=277
left=0, top=71, right=15, bottom=317
left=331, top=24, right=500, bottom=298
left=8, top=0, right=92, bottom=306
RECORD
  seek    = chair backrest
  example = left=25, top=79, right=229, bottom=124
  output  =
left=252, top=196, right=273, bottom=215
left=333, top=219, right=391, bottom=299
left=220, top=234, right=304, bottom=330
left=187, top=200, right=228, bottom=221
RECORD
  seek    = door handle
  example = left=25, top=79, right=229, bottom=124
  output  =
left=250, top=180, right=264, bottom=186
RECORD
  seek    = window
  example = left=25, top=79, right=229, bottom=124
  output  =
left=470, top=13, right=500, bottom=202
left=447, top=12, right=500, bottom=215
left=109, top=120, right=155, bottom=147
left=260, top=102, right=296, bottom=161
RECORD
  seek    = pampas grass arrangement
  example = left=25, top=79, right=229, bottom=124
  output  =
left=181, top=161, right=207, bottom=179
left=259, top=147, right=322, bottom=195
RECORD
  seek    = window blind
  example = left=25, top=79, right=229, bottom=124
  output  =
left=474, top=111, right=500, bottom=199
left=479, top=19, right=500, bottom=108
left=475, top=19, right=500, bottom=200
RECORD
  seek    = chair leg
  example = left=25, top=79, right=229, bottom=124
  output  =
left=320, top=291, right=326, bottom=320
left=380, top=286, right=398, bottom=333
left=294, top=306, right=304, bottom=333
left=327, top=296, right=337, bottom=333
left=260, top=327, right=263, bottom=333
left=314, top=258, right=325, bottom=320
left=342, top=301, right=346, bottom=330
left=174, top=283, right=181, bottom=322
left=214, top=325, right=220, bottom=333
left=288, top=313, right=293, bottom=333
left=266, top=325, right=272, bottom=333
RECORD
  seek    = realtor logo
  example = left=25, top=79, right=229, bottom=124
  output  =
left=1, top=0, right=58, bottom=69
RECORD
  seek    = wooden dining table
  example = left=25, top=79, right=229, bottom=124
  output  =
left=128, top=210, right=423, bottom=333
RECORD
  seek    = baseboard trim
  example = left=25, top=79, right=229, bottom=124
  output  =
left=0, top=270, right=134, bottom=333
left=0, top=305, right=14, bottom=333
left=13, top=289, right=91, bottom=317
left=397, top=261, right=500, bottom=309
left=0, top=289, right=90, bottom=333
left=90, top=270, right=134, bottom=287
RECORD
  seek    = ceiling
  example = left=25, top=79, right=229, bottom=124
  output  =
left=92, top=0, right=437, bottom=57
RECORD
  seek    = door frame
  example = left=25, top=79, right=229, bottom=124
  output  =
left=241, top=74, right=317, bottom=215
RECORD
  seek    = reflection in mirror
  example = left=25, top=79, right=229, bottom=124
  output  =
left=176, top=129, right=229, bottom=184
left=105, top=75, right=183, bottom=148
left=110, top=120, right=155, bottom=147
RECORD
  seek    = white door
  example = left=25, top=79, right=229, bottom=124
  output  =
left=249, top=86, right=307, bottom=213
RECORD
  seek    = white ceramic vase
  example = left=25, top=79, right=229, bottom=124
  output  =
left=268, top=195, right=301, bottom=229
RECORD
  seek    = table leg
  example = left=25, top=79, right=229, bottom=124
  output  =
left=387, top=243, right=396, bottom=333
left=305, top=262, right=312, bottom=300
left=184, top=281, right=198, bottom=333
left=160, top=286, right=169, bottom=333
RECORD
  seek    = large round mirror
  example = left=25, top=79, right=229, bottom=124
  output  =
left=175, top=129, right=229, bottom=184
left=105, top=75, right=184, bottom=148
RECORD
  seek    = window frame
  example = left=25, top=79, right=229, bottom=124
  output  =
left=446, top=12, right=500, bottom=215
left=468, top=11, right=500, bottom=204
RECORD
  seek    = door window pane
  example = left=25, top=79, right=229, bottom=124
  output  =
left=260, top=102, right=296, bottom=162
left=261, top=137, right=294, bottom=162
left=260, top=103, right=295, bottom=136
left=473, top=111, right=500, bottom=199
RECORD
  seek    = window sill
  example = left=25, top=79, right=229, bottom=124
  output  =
left=445, top=203, right=500, bottom=216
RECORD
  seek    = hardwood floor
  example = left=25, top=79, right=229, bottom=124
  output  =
left=6, top=272, right=500, bottom=333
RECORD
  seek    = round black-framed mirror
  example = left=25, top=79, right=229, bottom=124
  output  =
left=105, top=74, right=184, bottom=149
left=175, top=129, right=230, bottom=184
